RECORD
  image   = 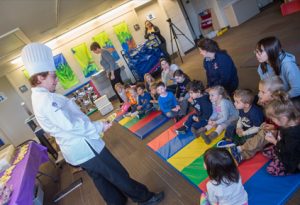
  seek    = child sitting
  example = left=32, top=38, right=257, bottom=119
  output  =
left=173, top=70, right=191, bottom=115
left=114, top=83, right=128, bottom=105
left=124, top=84, right=138, bottom=114
left=202, top=147, right=248, bottom=205
left=156, top=82, right=183, bottom=121
left=197, top=86, right=239, bottom=144
left=144, top=73, right=155, bottom=92
left=263, top=93, right=300, bottom=176
left=218, top=77, right=285, bottom=163
left=150, top=83, right=159, bottom=110
left=225, top=89, right=264, bottom=145
left=176, top=80, right=212, bottom=135
left=135, top=83, right=153, bottom=118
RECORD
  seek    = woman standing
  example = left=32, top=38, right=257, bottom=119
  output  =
left=197, top=38, right=239, bottom=96
left=255, top=36, right=300, bottom=98
left=144, top=20, right=170, bottom=60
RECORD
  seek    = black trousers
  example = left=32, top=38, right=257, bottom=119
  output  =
left=110, top=68, right=124, bottom=103
left=80, top=147, right=153, bottom=205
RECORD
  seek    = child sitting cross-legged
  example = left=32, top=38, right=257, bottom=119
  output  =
left=156, top=81, right=183, bottom=121
left=175, top=80, right=212, bottom=135
left=217, top=77, right=285, bottom=164
left=149, top=83, right=159, bottom=110
left=225, top=89, right=264, bottom=145
left=123, top=84, right=138, bottom=117
left=196, top=86, right=239, bottom=144
left=134, top=83, right=153, bottom=118
left=201, top=147, right=248, bottom=205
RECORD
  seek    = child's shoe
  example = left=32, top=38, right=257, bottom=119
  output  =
left=130, top=111, right=139, bottom=118
left=217, top=140, right=242, bottom=163
left=136, top=113, right=145, bottom=119
left=225, top=144, right=242, bottom=164
left=123, top=112, right=132, bottom=118
left=192, top=127, right=211, bottom=144
left=208, top=131, right=219, bottom=141
left=176, top=126, right=187, bottom=134
left=217, top=140, right=236, bottom=148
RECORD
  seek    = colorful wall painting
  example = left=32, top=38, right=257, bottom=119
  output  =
left=92, top=32, right=120, bottom=61
left=71, top=43, right=99, bottom=78
left=53, top=54, right=79, bottom=89
left=113, top=21, right=137, bottom=52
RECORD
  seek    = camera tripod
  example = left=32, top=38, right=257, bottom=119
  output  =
left=167, top=18, right=195, bottom=63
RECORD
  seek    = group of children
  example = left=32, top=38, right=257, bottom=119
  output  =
left=113, top=59, right=300, bottom=205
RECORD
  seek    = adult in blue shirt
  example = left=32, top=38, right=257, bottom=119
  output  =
left=197, top=38, right=239, bottom=96
left=90, top=42, right=124, bottom=103
left=255, top=36, right=300, bottom=98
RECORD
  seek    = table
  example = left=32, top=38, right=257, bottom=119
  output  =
left=0, top=142, right=49, bottom=205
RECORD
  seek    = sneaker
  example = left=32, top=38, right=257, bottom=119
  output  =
left=130, top=111, right=139, bottom=118
left=176, top=126, right=187, bottom=134
left=201, top=133, right=211, bottom=144
left=217, top=140, right=236, bottom=148
left=227, top=145, right=242, bottom=164
left=208, top=131, right=219, bottom=141
left=123, top=112, right=132, bottom=118
left=191, top=127, right=207, bottom=137
left=138, top=192, right=165, bottom=205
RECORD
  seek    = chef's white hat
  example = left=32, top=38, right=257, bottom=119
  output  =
left=21, top=43, right=56, bottom=77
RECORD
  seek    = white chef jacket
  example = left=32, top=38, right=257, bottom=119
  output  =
left=31, top=87, right=105, bottom=166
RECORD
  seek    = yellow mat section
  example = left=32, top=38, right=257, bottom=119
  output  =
left=119, top=116, right=133, bottom=125
left=167, top=131, right=224, bottom=172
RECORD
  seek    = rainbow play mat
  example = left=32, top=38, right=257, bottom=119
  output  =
left=114, top=110, right=169, bottom=139
left=147, top=116, right=300, bottom=205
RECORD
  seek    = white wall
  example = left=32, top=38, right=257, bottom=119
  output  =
left=158, top=0, right=195, bottom=54
left=0, top=76, right=35, bottom=146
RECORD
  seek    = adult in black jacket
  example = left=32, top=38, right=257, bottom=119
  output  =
left=144, top=20, right=170, bottom=60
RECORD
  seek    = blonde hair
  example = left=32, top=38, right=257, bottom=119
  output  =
left=259, top=76, right=284, bottom=94
left=144, top=73, right=155, bottom=84
left=265, top=91, right=300, bottom=122
left=210, top=86, right=230, bottom=100
left=234, top=89, right=254, bottom=104
left=114, top=83, right=123, bottom=90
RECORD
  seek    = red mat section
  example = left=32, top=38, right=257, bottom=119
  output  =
left=147, top=113, right=193, bottom=151
left=128, top=111, right=161, bottom=132
left=199, top=153, right=269, bottom=192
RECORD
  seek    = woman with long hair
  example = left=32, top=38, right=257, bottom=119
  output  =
left=255, top=36, right=300, bottom=98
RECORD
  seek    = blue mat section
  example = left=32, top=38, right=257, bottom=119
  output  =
left=134, top=115, right=169, bottom=139
left=114, top=115, right=124, bottom=122
left=157, top=131, right=195, bottom=160
left=245, top=163, right=300, bottom=205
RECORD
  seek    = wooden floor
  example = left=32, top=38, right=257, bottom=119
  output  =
left=41, top=3, right=300, bottom=205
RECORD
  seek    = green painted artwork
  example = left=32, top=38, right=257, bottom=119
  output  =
left=71, top=43, right=99, bottom=78
left=54, top=54, right=79, bottom=89
left=113, top=21, right=137, bottom=52
left=93, top=31, right=120, bottom=61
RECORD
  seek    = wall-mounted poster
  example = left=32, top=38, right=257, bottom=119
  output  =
left=23, top=69, right=30, bottom=79
left=113, top=21, right=137, bottom=53
left=54, top=54, right=79, bottom=89
left=71, top=43, right=99, bottom=78
left=92, top=32, right=120, bottom=61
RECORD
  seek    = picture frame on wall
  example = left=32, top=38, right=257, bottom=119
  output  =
left=146, top=12, right=156, bottom=21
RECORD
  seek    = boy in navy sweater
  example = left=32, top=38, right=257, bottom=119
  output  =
left=156, top=82, right=183, bottom=121
left=225, top=89, right=264, bottom=145
left=176, top=80, right=213, bottom=135
left=135, top=83, right=153, bottom=118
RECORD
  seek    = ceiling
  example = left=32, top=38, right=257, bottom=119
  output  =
left=0, top=0, right=129, bottom=76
